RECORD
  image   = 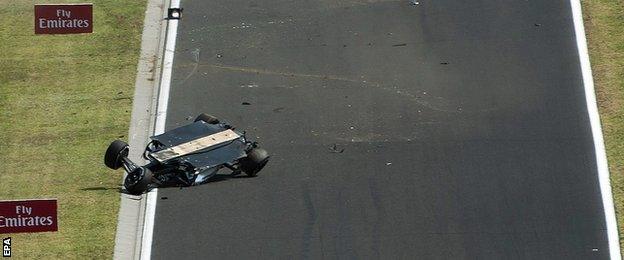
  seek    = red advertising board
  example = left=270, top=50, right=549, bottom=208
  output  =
left=34, top=4, right=93, bottom=34
left=0, top=199, right=58, bottom=234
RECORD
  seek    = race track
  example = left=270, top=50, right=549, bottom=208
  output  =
left=150, top=0, right=614, bottom=258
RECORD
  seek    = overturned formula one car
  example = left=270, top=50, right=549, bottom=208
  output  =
left=104, top=113, right=270, bottom=195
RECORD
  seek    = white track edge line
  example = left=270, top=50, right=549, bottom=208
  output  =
left=140, top=0, right=180, bottom=259
left=570, top=0, right=621, bottom=259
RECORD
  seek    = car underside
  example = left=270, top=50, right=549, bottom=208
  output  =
left=104, top=113, right=269, bottom=195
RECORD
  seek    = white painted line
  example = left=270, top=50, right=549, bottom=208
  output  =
left=140, top=0, right=181, bottom=259
left=570, top=0, right=621, bottom=259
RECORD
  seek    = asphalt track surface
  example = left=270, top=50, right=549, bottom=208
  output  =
left=151, top=0, right=611, bottom=258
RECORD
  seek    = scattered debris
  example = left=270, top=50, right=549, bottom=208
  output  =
left=410, top=0, right=419, bottom=5
left=240, top=84, right=258, bottom=88
left=329, top=144, right=345, bottom=153
left=190, top=48, right=200, bottom=63
left=186, top=116, right=193, bottom=121
left=440, top=62, right=449, bottom=65
left=242, top=102, right=251, bottom=105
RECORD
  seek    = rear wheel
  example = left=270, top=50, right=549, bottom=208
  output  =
left=104, top=140, right=128, bottom=170
left=241, top=148, right=270, bottom=177
left=194, top=113, right=219, bottom=124
left=124, top=167, right=153, bottom=195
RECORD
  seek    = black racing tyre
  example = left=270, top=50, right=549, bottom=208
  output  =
left=241, top=148, right=270, bottom=177
left=194, top=113, right=220, bottom=124
left=104, top=140, right=129, bottom=170
left=124, top=167, right=153, bottom=195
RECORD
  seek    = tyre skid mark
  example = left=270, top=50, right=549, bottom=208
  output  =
left=190, top=63, right=495, bottom=113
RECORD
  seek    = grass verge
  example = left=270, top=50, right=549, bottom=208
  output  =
left=583, top=0, right=624, bottom=252
left=0, top=0, right=145, bottom=258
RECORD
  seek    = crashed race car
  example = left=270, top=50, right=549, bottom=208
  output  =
left=104, top=113, right=270, bottom=195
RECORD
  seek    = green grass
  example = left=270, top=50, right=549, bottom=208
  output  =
left=0, top=0, right=145, bottom=258
left=583, top=0, right=624, bottom=252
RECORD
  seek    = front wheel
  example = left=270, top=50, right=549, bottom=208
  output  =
left=240, top=148, right=270, bottom=177
left=104, top=140, right=128, bottom=170
left=194, top=113, right=220, bottom=124
left=124, top=167, right=153, bottom=195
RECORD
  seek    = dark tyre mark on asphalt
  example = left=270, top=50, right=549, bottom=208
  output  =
left=368, top=175, right=384, bottom=259
left=300, top=182, right=317, bottom=259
